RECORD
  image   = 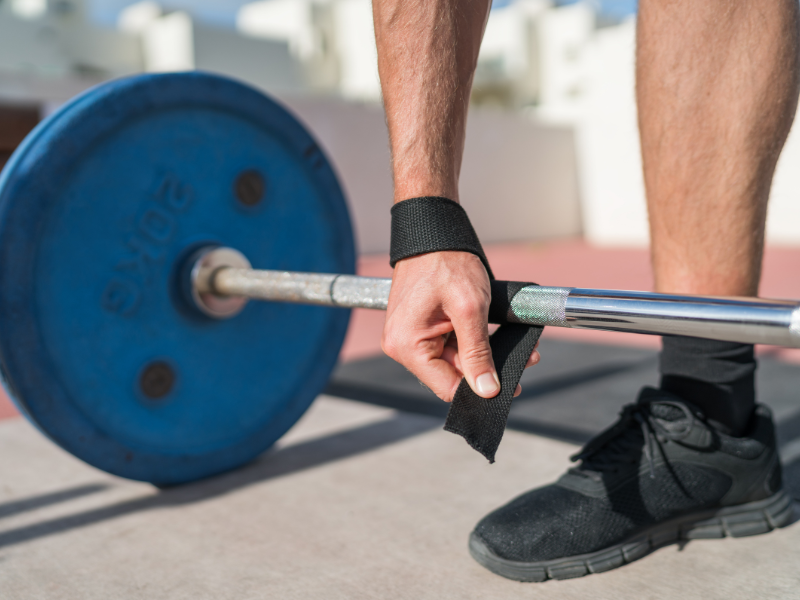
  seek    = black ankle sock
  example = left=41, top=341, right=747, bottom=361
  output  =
left=659, top=336, right=756, bottom=436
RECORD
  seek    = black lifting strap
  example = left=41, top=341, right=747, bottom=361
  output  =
left=390, top=197, right=544, bottom=463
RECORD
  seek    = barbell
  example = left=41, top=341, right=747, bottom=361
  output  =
left=189, top=246, right=800, bottom=344
left=0, top=72, right=798, bottom=486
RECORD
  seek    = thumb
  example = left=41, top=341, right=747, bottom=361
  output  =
left=451, top=313, right=499, bottom=399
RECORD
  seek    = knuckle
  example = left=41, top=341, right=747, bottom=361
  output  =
left=381, top=333, right=401, bottom=360
left=450, top=294, right=487, bottom=319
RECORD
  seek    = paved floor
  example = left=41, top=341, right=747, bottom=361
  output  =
left=1, top=392, right=799, bottom=600
left=0, top=397, right=800, bottom=600
left=2, top=336, right=800, bottom=599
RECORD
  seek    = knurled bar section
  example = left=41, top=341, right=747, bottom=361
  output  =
left=508, top=286, right=573, bottom=327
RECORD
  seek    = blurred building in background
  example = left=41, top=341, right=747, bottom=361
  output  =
left=1, top=0, right=799, bottom=252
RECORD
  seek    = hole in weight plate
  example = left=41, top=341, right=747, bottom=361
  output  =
left=234, top=170, right=265, bottom=207
left=139, top=361, right=175, bottom=399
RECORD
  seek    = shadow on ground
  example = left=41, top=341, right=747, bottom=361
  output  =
left=327, top=339, right=800, bottom=498
left=0, top=412, right=438, bottom=549
left=329, top=340, right=800, bottom=443
left=3, top=340, right=798, bottom=549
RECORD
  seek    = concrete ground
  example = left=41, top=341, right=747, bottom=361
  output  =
left=2, top=393, right=799, bottom=600
left=1, top=241, right=799, bottom=599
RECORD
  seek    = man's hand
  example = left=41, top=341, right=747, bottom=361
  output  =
left=373, top=0, right=539, bottom=400
left=382, top=251, right=540, bottom=402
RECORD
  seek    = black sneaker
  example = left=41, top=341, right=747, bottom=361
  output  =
left=469, top=387, right=794, bottom=582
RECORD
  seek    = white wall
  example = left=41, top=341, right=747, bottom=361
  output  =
left=475, top=0, right=550, bottom=106
left=236, top=0, right=340, bottom=92
left=0, top=72, right=101, bottom=105
left=194, top=25, right=304, bottom=94
left=461, top=111, right=581, bottom=246
left=0, top=13, right=73, bottom=74
left=766, top=117, right=800, bottom=245
left=330, top=0, right=380, bottom=102
left=0, top=9, right=141, bottom=78
left=574, top=18, right=648, bottom=245
left=536, top=2, right=594, bottom=116
left=282, top=98, right=391, bottom=254
left=133, top=9, right=305, bottom=94
left=283, top=98, right=582, bottom=254
left=237, top=0, right=318, bottom=59
left=140, top=11, right=195, bottom=71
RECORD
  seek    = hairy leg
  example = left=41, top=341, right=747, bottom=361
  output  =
left=638, top=0, right=800, bottom=434
left=637, top=0, right=800, bottom=297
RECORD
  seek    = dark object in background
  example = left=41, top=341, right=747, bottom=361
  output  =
left=0, top=105, right=40, bottom=171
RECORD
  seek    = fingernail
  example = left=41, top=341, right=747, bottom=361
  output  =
left=476, top=372, right=500, bottom=396
left=514, top=384, right=522, bottom=397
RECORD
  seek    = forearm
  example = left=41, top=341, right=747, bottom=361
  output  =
left=373, top=0, right=491, bottom=203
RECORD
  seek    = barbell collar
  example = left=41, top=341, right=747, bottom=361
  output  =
left=193, top=246, right=800, bottom=349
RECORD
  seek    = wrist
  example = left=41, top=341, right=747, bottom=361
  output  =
left=392, top=173, right=459, bottom=204
left=389, top=196, right=493, bottom=279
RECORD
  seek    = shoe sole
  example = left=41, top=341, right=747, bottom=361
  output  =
left=469, top=489, right=794, bottom=583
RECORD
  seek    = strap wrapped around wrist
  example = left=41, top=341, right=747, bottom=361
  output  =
left=390, top=197, right=494, bottom=279
left=389, top=196, right=544, bottom=463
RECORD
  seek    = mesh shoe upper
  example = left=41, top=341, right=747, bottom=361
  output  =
left=472, top=388, right=782, bottom=563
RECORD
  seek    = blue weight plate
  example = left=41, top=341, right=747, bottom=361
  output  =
left=0, top=72, right=355, bottom=485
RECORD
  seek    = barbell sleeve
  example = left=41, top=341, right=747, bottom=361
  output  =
left=196, top=255, right=800, bottom=349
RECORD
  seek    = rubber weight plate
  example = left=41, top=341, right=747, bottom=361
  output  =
left=0, top=72, right=355, bottom=485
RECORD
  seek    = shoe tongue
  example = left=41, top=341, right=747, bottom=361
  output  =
left=635, top=387, right=715, bottom=448
left=569, top=390, right=701, bottom=480
left=649, top=402, right=686, bottom=422
left=636, top=387, right=696, bottom=422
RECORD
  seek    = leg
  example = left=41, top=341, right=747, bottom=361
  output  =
left=638, top=0, right=800, bottom=297
left=469, top=2, right=799, bottom=582
left=637, top=0, right=800, bottom=434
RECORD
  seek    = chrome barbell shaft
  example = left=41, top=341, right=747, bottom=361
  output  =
left=213, top=269, right=800, bottom=347
left=192, top=248, right=800, bottom=348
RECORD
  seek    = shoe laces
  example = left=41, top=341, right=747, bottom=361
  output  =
left=569, top=401, right=695, bottom=480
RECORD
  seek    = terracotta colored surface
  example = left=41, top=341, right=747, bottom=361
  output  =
left=0, top=393, right=18, bottom=421
left=2, top=240, right=799, bottom=421
left=756, top=246, right=800, bottom=365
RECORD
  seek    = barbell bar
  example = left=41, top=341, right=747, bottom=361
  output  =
left=190, top=246, right=800, bottom=349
